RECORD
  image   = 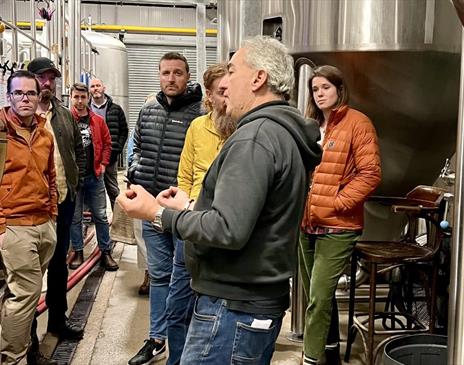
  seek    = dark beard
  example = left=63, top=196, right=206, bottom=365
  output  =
left=39, top=89, right=53, bottom=103
left=214, top=113, right=237, bottom=141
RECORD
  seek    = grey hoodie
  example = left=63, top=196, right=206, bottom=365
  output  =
left=163, top=101, right=321, bottom=310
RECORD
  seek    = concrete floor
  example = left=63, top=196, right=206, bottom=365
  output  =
left=38, top=242, right=368, bottom=365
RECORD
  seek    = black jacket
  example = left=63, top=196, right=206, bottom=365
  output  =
left=163, top=101, right=322, bottom=309
left=127, top=83, right=203, bottom=196
left=103, top=95, right=128, bottom=164
left=50, top=98, right=86, bottom=200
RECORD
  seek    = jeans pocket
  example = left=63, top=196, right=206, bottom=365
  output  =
left=192, top=296, right=218, bottom=321
left=231, top=320, right=279, bottom=364
left=186, top=296, right=220, bottom=358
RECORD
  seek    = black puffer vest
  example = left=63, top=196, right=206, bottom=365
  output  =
left=128, top=83, right=203, bottom=196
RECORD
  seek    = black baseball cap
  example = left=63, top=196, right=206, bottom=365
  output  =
left=27, top=57, right=62, bottom=77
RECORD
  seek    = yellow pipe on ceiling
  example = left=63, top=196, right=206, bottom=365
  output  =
left=90, top=24, right=217, bottom=36
left=16, top=21, right=45, bottom=29
left=12, top=21, right=217, bottom=36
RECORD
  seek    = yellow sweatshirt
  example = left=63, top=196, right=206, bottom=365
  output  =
left=177, top=113, right=224, bottom=199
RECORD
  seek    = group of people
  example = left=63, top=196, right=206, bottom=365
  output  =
left=119, top=35, right=381, bottom=365
left=0, top=57, right=128, bottom=364
left=124, top=53, right=238, bottom=365
left=0, top=34, right=381, bottom=365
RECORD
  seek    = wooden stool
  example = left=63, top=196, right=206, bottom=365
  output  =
left=344, top=186, right=446, bottom=364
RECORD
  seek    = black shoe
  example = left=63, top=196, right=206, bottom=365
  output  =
left=48, top=321, right=84, bottom=340
left=128, top=339, right=166, bottom=365
left=69, top=250, right=84, bottom=270
left=27, top=351, right=58, bottom=365
left=318, top=343, right=341, bottom=365
left=100, top=251, right=119, bottom=271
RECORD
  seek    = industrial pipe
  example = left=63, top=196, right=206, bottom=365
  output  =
left=11, top=1, right=18, bottom=62
left=5, top=21, right=217, bottom=36
left=196, top=2, right=207, bottom=85
left=287, top=60, right=314, bottom=341
left=90, top=24, right=217, bottom=35
left=29, top=0, right=36, bottom=59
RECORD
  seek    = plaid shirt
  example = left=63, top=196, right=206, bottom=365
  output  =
left=304, top=226, right=346, bottom=235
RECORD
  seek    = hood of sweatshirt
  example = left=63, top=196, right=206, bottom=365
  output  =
left=238, top=100, right=322, bottom=171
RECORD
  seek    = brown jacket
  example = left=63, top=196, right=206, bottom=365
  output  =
left=302, top=106, right=381, bottom=231
left=0, top=107, right=57, bottom=234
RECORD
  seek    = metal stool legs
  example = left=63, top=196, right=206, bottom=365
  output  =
left=367, top=262, right=377, bottom=365
left=344, top=252, right=357, bottom=362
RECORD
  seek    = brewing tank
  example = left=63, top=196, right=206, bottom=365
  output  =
left=220, top=0, right=460, bottom=54
left=219, top=0, right=460, bottom=197
left=81, top=31, right=128, bottom=117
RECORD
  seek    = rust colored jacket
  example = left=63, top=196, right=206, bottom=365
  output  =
left=302, top=106, right=381, bottom=231
left=0, top=107, right=57, bottom=234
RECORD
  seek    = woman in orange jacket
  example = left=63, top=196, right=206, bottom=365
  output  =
left=300, top=65, right=381, bottom=365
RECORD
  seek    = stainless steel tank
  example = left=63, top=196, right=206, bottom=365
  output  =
left=218, top=0, right=461, bottom=219
left=81, top=31, right=129, bottom=117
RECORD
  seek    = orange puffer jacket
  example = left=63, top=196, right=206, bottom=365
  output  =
left=0, top=107, right=57, bottom=234
left=302, top=106, right=381, bottom=231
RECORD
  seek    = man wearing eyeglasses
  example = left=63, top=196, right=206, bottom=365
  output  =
left=0, top=70, right=58, bottom=365
left=26, top=57, right=86, bottom=365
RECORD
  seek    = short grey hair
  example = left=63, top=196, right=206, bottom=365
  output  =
left=241, top=36, right=294, bottom=100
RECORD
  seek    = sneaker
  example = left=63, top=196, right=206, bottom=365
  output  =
left=128, top=339, right=166, bottom=365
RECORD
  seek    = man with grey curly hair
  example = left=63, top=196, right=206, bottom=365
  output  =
left=241, top=35, right=295, bottom=99
left=118, top=35, right=322, bottom=364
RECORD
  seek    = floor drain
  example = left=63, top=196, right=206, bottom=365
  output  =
left=52, top=266, right=106, bottom=364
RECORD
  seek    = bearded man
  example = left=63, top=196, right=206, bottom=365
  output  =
left=27, top=57, right=86, bottom=365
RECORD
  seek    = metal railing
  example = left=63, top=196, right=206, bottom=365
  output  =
left=0, top=16, right=51, bottom=62
left=0, top=0, right=98, bottom=92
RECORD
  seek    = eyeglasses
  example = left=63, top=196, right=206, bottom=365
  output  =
left=10, top=90, right=39, bottom=101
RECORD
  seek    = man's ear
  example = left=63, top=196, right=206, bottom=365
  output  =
left=205, top=88, right=212, bottom=101
left=251, top=70, right=268, bottom=92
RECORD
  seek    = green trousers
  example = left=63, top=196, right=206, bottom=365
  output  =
left=299, top=231, right=359, bottom=359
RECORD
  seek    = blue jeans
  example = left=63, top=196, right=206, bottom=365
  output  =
left=180, top=295, right=284, bottom=365
left=70, top=174, right=111, bottom=252
left=143, top=222, right=175, bottom=340
left=166, top=239, right=194, bottom=365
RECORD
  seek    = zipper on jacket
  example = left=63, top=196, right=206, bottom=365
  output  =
left=153, top=112, right=169, bottom=192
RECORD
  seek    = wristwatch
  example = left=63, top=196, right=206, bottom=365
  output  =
left=152, top=207, right=165, bottom=232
